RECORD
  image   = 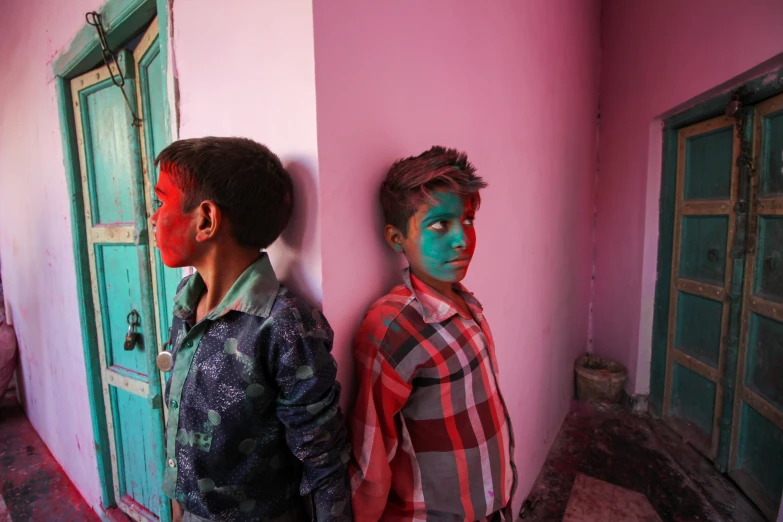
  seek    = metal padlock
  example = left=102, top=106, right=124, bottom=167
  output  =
left=124, top=310, right=140, bottom=351
left=124, top=324, right=139, bottom=351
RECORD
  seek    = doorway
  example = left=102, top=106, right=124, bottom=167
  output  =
left=654, top=79, right=783, bottom=520
left=55, top=2, right=179, bottom=521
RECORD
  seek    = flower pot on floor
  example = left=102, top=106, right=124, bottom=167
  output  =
left=574, top=354, right=627, bottom=404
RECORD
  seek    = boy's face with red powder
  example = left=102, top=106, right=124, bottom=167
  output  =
left=150, top=168, right=200, bottom=268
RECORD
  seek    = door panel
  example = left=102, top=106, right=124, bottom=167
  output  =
left=730, top=91, right=783, bottom=521
left=663, top=115, right=740, bottom=461
left=82, top=86, right=139, bottom=226
left=684, top=124, right=735, bottom=200
left=679, top=215, right=730, bottom=286
left=113, top=386, right=162, bottom=515
left=95, top=244, right=148, bottom=375
left=72, top=46, right=166, bottom=522
left=670, top=363, right=718, bottom=437
left=134, top=20, right=181, bottom=356
left=758, top=109, right=783, bottom=198
left=745, top=312, right=783, bottom=410
left=133, top=21, right=176, bottom=522
left=674, top=291, right=723, bottom=367
left=755, top=215, right=783, bottom=299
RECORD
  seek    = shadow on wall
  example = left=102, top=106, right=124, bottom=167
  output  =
left=269, top=158, right=322, bottom=309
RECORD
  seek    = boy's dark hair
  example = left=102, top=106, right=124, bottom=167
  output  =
left=380, top=146, right=487, bottom=236
left=155, top=137, right=293, bottom=249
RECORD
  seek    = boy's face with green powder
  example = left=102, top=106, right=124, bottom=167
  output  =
left=390, top=189, right=477, bottom=291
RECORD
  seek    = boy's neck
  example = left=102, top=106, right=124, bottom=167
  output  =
left=192, top=246, right=262, bottom=320
left=411, top=269, right=461, bottom=303
left=413, top=271, right=472, bottom=319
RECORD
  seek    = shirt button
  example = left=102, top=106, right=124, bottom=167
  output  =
left=184, top=340, right=193, bottom=348
left=168, top=458, right=176, bottom=468
left=170, top=400, right=178, bottom=408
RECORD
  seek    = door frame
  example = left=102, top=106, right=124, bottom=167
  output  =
left=650, top=70, right=783, bottom=445
left=53, top=0, right=176, bottom=512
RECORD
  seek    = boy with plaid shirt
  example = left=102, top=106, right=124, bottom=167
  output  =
left=349, top=147, right=516, bottom=522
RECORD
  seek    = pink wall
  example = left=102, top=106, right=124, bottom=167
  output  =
left=0, top=0, right=105, bottom=510
left=172, top=0, right=323, bottom=307
left=313, top=0, right=601, bottom=505
left=595, top=0, right=783, bottom=395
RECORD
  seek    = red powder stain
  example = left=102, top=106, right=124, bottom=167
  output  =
left=150, top=168, right=198, bottom=268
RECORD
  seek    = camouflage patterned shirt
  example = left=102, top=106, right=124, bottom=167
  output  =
left=162, top=254, right=351, bottom=522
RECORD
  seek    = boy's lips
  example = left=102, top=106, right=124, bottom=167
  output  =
left=447, top=256, right=472, bottom=268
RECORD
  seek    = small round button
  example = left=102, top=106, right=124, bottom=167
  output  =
left=156, top=351, right=173, bottom=372
left=184, top=340, right=193, bottom=348
left=170, top=400, right=178, bottom=409
left=168, top=458, right=176, bottom=468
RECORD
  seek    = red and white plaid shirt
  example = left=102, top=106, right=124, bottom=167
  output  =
left=349, top=270, right=516, bottom=522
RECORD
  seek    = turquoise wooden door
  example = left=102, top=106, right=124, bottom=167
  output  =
left=728, top=91, right=783, bottom=521
left=663, top=115, right=742, bottom=463
left=70, top=21, right=173, bottom=522
left=134, top=20, right=182, bottom=362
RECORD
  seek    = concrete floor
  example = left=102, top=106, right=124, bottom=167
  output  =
left=520, top=401, right=767, bottom=522
left=0, top=391, right=771, bottom=521
left=0, top=391, right=101, bottom=522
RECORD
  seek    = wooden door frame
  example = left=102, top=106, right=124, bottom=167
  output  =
left=650, top=69, right=783, bottom=457
left=53, top=0, right=176, bottom=513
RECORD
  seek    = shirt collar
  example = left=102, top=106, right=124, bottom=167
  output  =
left=402, top=268, right=484, bottom=324
left=172, top=253, right=280, bottom=322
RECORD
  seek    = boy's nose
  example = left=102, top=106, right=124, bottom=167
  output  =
left=450, top=226, right=467, bottom=249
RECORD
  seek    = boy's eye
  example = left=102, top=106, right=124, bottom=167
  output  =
left=153, top=198, right=163, bottom=210
left=463, top=217, right=475, bottom=226
left=429, top=220, right=448, bottom=231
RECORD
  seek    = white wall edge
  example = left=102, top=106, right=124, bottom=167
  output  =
left=633, top=119, right=664, bottom=395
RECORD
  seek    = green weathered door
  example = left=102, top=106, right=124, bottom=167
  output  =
left=134, top=20, right=182, bottom=365
left=71, top=20, right=173, bottom=522
left=728, top=92, right=783, bottom=521
left=663, top=115, right=742, bottom=463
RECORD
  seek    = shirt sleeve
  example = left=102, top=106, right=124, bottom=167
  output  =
left=349, top=318, right=412, bottom=522
left=270, top=307, right=352, bottom=522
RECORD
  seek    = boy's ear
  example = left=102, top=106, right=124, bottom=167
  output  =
left=384, top=224, right=405, bottom=253
left=195, top=200, right=221, bottom=242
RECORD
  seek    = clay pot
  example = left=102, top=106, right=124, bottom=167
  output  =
left=574, top=354, right=627, bottom=404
